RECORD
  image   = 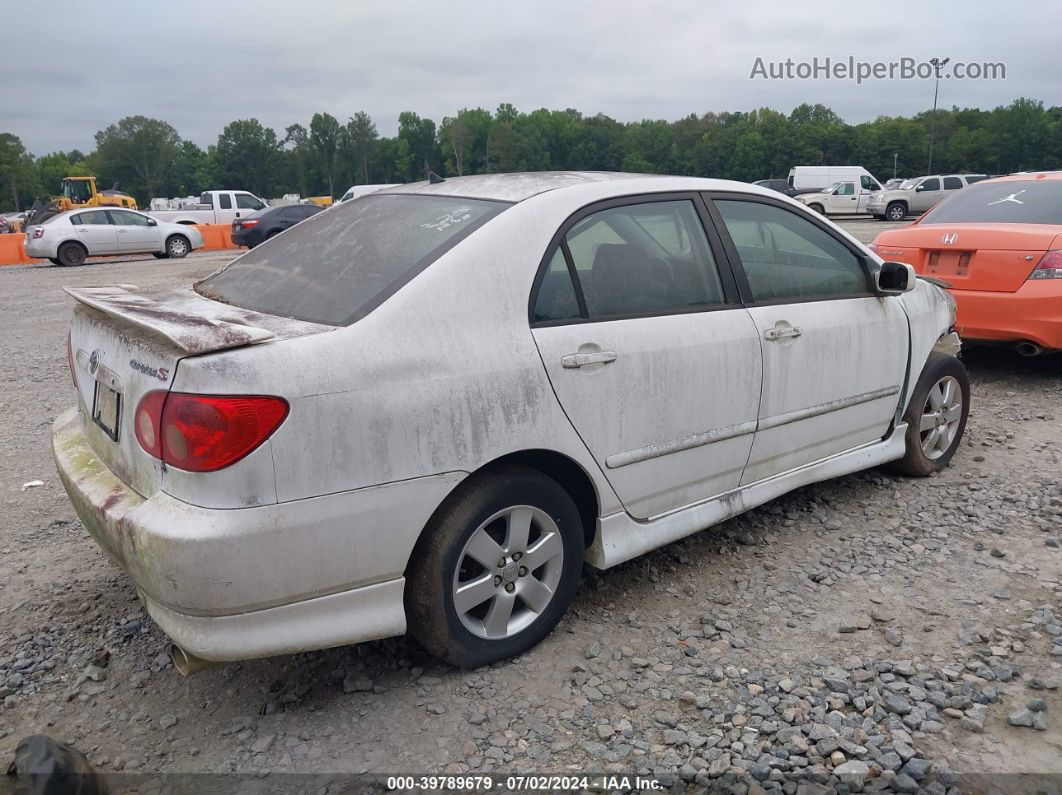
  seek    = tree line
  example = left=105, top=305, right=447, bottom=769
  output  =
left=1, top=97, right=1059, bottom=210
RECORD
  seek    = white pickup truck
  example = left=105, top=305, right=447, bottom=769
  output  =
left=147, top=190, right=268, bottom=226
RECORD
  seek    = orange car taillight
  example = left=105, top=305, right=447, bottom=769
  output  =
left=1029, top=249, right=1062, bottom=280
left=135, top=391, right=289, bottom=472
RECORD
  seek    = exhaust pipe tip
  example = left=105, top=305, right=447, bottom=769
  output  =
left=1015, top=341, right=1043, bottom=357
left=169, top=644, right=217, bottom=676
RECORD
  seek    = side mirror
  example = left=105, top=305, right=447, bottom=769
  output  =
left=875, top=260, right=917, bottom=295
left=147, top=218, right=158, bottom=227
left=914, top=184, right=925, bottom=192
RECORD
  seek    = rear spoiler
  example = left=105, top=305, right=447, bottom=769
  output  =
left=64, top=286, right=276, bottom=354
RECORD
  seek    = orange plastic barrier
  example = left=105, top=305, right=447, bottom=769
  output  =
left=0, top=224, right=240, bottom=266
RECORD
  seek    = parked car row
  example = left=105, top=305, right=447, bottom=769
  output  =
left=868, top=173, right=989, bottom=220
left=53, top=171, right=969, bottom=672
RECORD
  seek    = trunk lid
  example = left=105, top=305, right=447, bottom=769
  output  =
left=901, top=224, right=1062, bottom=292
left=67, top=284, right=330, bottom=498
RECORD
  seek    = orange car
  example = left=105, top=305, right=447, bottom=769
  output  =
left=871, top=172, right=1062, bottom=355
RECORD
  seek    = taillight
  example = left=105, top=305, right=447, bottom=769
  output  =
left=1029, top=249, right=1062, bottom=280
left=66, top=333, right=77, bottom=390
left=135, top=392, right=288, bottom=472
left=241, top=219, right=260, bottom=228
left=32, top=227, right=44, bottom=239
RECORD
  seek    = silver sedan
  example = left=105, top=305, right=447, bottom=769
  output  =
left=24, top=207, right=204, bottom=266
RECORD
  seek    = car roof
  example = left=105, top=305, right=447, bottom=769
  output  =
left=981, top=171, right=1062, bottom=184
left=381, top=171, right=776, bottom=203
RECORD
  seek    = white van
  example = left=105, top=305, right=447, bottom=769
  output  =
left=787, top=166, right=882, bottom=194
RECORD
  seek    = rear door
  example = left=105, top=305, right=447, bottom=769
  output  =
left=71, top=210, right=118, bottom=254
left=530, top=194, right=762, bottom=520
left=108, top=210, right=162, bottom=252
left=706, top=193, right=909, bottom=484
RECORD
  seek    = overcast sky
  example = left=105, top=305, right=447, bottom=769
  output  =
left=7, top=0, right=1061, bottom=155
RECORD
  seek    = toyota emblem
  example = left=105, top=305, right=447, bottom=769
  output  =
left=88, top=350, right=100, bottom=374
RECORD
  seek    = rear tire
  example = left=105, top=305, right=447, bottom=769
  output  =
left=165, top=235, right=190, bottom=259
left=885, top=202, right=907, bottom=221
left=405, top=465, right=584, bottom=668
left=57, top=242, right=87, bottom=267
left=891, top=353, right=970, bottom=477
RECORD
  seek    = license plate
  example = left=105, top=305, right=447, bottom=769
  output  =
left=925, top=250, right=973, bottom=277
left=92, top=382, right=122, bottom=442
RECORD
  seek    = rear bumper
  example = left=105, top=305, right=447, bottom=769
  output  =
left=52, top=406, right=466, bottom=660
left=952, top=279, right=1062, bottom=349
left=24, top=237, right=55, bottom=258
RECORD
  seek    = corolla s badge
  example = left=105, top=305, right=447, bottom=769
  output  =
left=941, top=233, right=959, bottom=245
left=130, top=359, right=170, bottom=381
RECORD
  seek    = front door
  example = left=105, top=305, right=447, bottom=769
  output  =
left=912, top=177, right=943, bottom=213
left=530, top=195, right=762, bottom=519
left=72, top=210, right=117, bottom=254
left=708, top=195, right=909, bottom=484
left=826, top=182, right=859, bottom=215
left=107, top=210, right=161, bottom=253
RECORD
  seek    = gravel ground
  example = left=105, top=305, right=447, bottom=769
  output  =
left=1, top=226, right=1061, bottom=793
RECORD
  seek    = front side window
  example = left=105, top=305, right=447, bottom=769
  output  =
left=833, top=183, right=855, bottom=196
left=108, top=210, right=150, bottom=226
left=942, top=176, right=963, bottom=190
left=536, top=200, right=726, bottom=322
left=237, top=193, right=264, bottom=210
left=921, top=178, right=941, bottom=191
left=197, top=195, right=508, bottom=326
left=715, top=199, right=869, bottom=302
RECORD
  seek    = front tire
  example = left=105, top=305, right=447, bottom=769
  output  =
left=885, top=202, right=907, bottom=221
left=891, top=353, right=970, bottom=477
left=57, top=242, right=87, bottom=267
left=405, top=466, right=584, bottom=668
left=808, top=203, right=825, bottom=215
left=165, top=234, right=190, bottom=259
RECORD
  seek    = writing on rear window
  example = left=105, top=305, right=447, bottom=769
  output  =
left=420, top=207, right=474, bottom=232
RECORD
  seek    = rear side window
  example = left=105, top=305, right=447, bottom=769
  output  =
left=197, top=195, right=508, bottom=325
left=715, top=199, right=869, bottom=301
left=218, top=194, right=233, bottom=209
left=942, top=177, right=963, bottom=190
left=71, top=211, right=110, bottom=225
left=534, top=199, right=726, bottom=322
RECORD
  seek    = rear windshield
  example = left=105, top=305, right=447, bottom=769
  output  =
left=196, top=194, right=509, bottom=325
left=920, top=180, right=1062, bottom=225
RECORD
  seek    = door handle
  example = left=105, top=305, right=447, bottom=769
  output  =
left=117, top=229, right=127, bottom=234
left=561, top=350, right=617, bottom=368
left=764, top=325, right=802, bottom=341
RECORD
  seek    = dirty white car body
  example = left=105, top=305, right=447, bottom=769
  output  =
left=53, top=173, right=962, bottom=669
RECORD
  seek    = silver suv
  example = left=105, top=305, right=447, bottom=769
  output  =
left=868, top=174, right=989, bottom=221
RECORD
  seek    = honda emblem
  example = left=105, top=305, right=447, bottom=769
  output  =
left=941, top=233, right=959, bottom=245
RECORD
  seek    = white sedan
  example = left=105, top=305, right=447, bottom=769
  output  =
left=24, top=207, right=203, bottom=266
left=52, top=173, right=967, bottom=672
